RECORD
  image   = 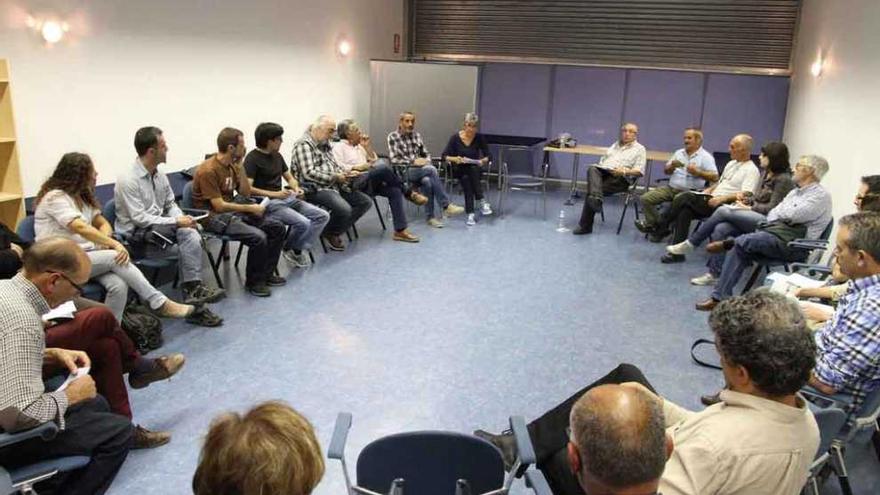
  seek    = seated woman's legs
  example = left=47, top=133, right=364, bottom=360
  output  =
left=457, top=170, right=477, bottom=214
left=88, top=250, right=167, bottom=312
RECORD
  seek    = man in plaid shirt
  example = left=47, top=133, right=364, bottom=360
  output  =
left=387, top=111, right=463, bottom=228
left=291, top=115, right=372, bottom=251
left=0, top=238, right=133, bottom=494
left=810, top=211, right=880, bottom=412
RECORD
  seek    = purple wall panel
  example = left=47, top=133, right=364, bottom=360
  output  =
left=479, top=64, right=552, bottom=137
left=623, top=70, right=705, bottom=153
left=700, top=74, right=789, bottom=153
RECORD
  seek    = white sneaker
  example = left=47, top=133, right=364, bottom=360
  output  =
left=282, top=249, right=310, bottom=268
left=480, top=201, right=493, bottom=216
left=466, top=213, right=476, bottom=226
left=690, top=273, right=718, bottom=286
left=667, top=240, right=694, bottom=256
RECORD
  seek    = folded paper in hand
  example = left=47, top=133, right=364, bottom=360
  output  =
left=57, top=367, right=90, bottom=392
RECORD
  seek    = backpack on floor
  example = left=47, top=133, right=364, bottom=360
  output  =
left=121, top=303, right=163, bottom=354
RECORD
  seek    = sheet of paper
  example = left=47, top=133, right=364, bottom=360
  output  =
left=259, top=196, right=270, bottom=208
left=56, top=367, right=90, bottom=392
left=460, top=157, right=482, bottom=165
left=42, top=300, right=77, bottom=322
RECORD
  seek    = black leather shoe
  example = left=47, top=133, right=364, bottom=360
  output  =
left=634, top=220, right=654, bottom=234
left=572, top=226, right=593, bottom=235
left=474, top=430, right=517, bottom=471
left=247, top=284, right=271, bottom=297
left=660, top=253, right=685, bottom=263
left=649, top=231, right=669, bottom=243
left=267, top=275, right=287, bottom=287
left=701, top=392, right=722, bottom=406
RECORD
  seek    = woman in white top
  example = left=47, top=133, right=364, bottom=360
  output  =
left=34, top=152, right=195, bottom=321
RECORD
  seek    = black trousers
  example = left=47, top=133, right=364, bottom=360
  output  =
left=0, top=396, right=133, bottom=495
left=527, top=364, right=656, bottom=495
left=206, top=213, right=285, bottom=287
left=657, top=191, right=716, bottom=243
left=577, top=166, right=631, bottom=229
left=306, top=189, right=372, bottom=236
left=453, top=164, right=485, bottom=214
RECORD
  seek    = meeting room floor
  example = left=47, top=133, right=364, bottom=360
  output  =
left=106, top=187, right=879, bottom=495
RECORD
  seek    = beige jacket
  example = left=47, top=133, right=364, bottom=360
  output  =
left=659, top=390, right=819, bottom=495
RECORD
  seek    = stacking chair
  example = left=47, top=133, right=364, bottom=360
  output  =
left=0, top=421, right=90, bottom=495
left=15, top=216, right=105, bottom=302
left=180, top=182, right=229, bottom=289
left=523, top=469, right=552, bottom=495
left=497, top=150, right=549, bottom=219
left=599, top=164, right=653, bottom=235
left=740, top=219, right=835, bottom=294
left=800, top=385, right=880, bottom=495
left=802, top=405, right=849, bottom=495
left=328, top=412, right=536, bottom=495
left=101, top=199, right=179, bottom=287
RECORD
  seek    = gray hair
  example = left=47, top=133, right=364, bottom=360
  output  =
left=464, top=113, right=479, bottom=125
left=798, top=154, right=829, bottom=180
left=569, top=384, right=666, bottom=488
left=336, top=119, right=359, bottom=140
left=309, top=114, right=335, bottom=132
left=733, top=133, right=754, bottom=152
left=710, top=289, right=816, bottom=396
left=839, top=212, right=880, bottom=263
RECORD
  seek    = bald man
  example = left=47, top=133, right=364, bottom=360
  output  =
left=566, top=384, right=670, bottom=495
left=646, top=134, right=760, bottom=263
left=0, top=238, right=133, bottom=494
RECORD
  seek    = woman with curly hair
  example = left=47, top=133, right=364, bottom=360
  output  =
left=34, top=152, right=195, bottom=321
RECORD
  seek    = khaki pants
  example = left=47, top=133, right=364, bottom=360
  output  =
left=640, top=185, right=686, bottom=227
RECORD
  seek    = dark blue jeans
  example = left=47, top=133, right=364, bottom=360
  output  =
left=363, top=163, right=408, bottom=231
left=711, top=230, right=806, bottom=300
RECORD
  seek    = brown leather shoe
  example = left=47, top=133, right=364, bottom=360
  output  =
left=706, top=239, right=735, bottom=254
left=695, top=298, right=719, bottom=312
left=129, top=353, right=186, bottom=389
left=324, top=234, right=345, bottom=251
left=392, top=229, right=420, bottom=243
left=406, top=191, right=428, bottom=206
left=133, top=425, right=171, bottom=449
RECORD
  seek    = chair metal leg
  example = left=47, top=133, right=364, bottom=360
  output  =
left=320, top=236, right=329, bottom=253
left=204, top=245, right=224, bottom=289
left=373, top=197, right=387, bottom=231
left=308, top=249, right=315, bottom=264
left=830, top=444, right=853, bottom=495
left=352, top=223, right=359, bottom=238
left=600, top=205, right=605, bottom=222
left=234, top=243, right=245, bottom=268
left=616, top=196, right=630, bottom=235
left=741, top=264, right=764, bottom=294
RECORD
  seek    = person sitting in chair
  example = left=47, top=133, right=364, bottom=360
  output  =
left=441, top=113, right=494, bottom=227
left=573, top=122, right=646, bottom=235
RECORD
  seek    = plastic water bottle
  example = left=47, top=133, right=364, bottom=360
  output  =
left=556, top=209, right=570, bottom=233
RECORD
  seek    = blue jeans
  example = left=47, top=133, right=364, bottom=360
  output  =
left=266, top=196, right=330, bottom=251
left=407, top=165, right=450, bottom=219
left=689, top=206, right=766, bottom=246
left=363, top=163, right=408, bottom=231
left=711, top=230, right=806, bottom=300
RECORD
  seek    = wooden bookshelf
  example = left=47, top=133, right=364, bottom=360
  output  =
left=0, top=59, right=24, bottom=229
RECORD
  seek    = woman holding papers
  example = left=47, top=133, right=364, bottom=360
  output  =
left=33, top=152, right=198, bottom=322
left=442, top=113, right=493, bottom=226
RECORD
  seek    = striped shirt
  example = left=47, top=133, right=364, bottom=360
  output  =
left=387, top=130, right=429, bottom=165
left=598, top=140, right=647, bottom=175
left=291, top=132, right=348, bottom=192
left=814, top=274, right=880, bottom=412
left=0, top=273, right=68, bottom=431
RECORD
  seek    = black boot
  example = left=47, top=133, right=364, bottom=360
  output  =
left=573, top=203, right=596, bottom=235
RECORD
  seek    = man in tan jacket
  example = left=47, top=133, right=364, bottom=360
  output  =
left=476, top=289, right=819, bottom=495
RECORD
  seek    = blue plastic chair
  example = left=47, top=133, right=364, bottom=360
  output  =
left=15, top=216, right=105, bottom=302
left=0, top=422, right=90, bottom=494
left=328, top=412, right=536, bottom=495
left=102, top=199, right=179, bottom=287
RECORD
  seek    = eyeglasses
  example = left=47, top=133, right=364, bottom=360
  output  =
left=48, top=270, right=85, bottom=294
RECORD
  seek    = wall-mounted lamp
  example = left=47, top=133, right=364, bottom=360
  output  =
left=337, top=38, right=352, bottom=57
left=810, top=55, right=824, bottom=77
left=24, top=14, right=70, bottom=45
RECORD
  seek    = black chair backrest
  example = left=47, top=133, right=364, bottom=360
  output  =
left=181, top=182, right=195, bottom=209
left=103, top=199, right=117, bottom=225
left=356, top=431, right=504, bottom=495
left=711, top=151, right=760, bottom=177
left=16, top=215, right=36, bottom=243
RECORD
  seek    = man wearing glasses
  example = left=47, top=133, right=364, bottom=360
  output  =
left=0, top=238, right=133, bottom=493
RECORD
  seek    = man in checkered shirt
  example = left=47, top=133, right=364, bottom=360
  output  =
left=810, top=212, right=880, bottom=412
left=0, top=238, right=132, bottom=494
left=387, top=111, right=464, bottom=228
left=291, top=115, right=372, bottom=251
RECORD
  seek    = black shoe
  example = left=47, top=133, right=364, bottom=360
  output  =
left=247, top=284, right=271, bottom=297
left=572, top=225, right=593, bottom=235
left=474, top=430, right=517, bottom=471
left=267, top=275, right=287, bottom=286
left=182, top=283, right=226, bottom=305
left=661, top=253, right=686, bottom=264
left=185, top=305, right=223, bottom=327
left=701, top=392, right=722, bottom=406
left=634, top=220, right=655, bottom=234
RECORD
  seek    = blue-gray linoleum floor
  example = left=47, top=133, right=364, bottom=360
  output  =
left=107, top=188, right=879, bottom=495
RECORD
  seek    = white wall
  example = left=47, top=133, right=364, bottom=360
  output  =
left=0, top=0, right=404, bottom=195
left=784, top=0, right=880, bottom=222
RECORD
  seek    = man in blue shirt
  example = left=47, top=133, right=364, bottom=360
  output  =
left=637, top=128, right=718, bottom=233
left=696, top=155, right=832, bottom=310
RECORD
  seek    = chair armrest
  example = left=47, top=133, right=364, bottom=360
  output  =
left=327, top=412, right=352, bottom=460
left=525, top=469, right=553, bottom=495
left=510, top=416, right=535, bottom=466
left=801, top=385, right=855, bottom=410
left=790, top=263, right=832, bottom=276
left=788, top=239, right=828, bottom=251
left=181, top=208, right=210, bottom=218
left=0, top=421, right=59, bottom=448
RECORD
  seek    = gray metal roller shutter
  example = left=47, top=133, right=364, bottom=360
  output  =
left=410, top=0, right=800, bottom=75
